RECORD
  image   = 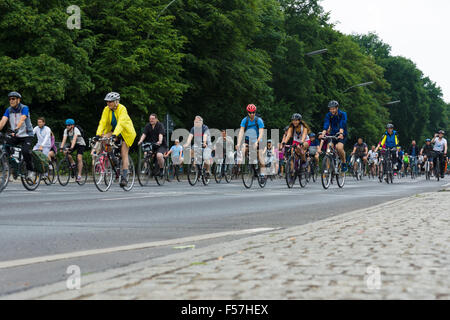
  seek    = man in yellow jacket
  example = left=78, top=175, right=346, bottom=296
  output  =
left=94, top=92, right=137, bottom=188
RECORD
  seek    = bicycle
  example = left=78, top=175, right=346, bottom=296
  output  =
left=368, top=158, right=377, bottom=179
left=433, top=151, right=444, bottom=181
left=321, top=134, right=346, bottom=189
left=285, top=144, right=308, bottom=188
left=137, top=142, right=167, bottom=186
left=167, top=156, right=182, bottom=183
left=0, top=131, right=41, bottom=191
left=57, top=148, right=88, bottom=186
left=187, top=145, right=211, bottom=186
left=212, top=152, right=233, bottom=184
left=352, top=154, right=364, bottom=181
left=306, top=152, right=319, bottom=183
left=240, top=144, right=266, bottom=189
left=423, top=156, right=432, bottom=180
left=409, top=156, right=418, bottom=180
left=378, top=147, right=396, bottom=184
left=91, top=137, right=135, bottom=192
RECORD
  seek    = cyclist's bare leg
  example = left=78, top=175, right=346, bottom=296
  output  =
left=336, top=142, right=346, bottom=163
left=77, top=153, right=83, bottom=177
left=121, top=142, right=129, bottom=171
left=156, top=152, right=164, bottom=169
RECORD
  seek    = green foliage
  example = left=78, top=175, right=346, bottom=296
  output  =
left=0, top=0, right=447, bottom=150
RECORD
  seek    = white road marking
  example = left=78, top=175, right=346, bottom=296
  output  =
left=0, top=228, right=277, bottom=269
left=441, top=183, right=450, bottom=187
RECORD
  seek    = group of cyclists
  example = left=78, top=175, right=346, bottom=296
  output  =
left=0, top=91, right=448, bottom=193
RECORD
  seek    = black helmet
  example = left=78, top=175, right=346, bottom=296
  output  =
left=291, top=113, right=302, bottom=121
left=8, top=91, right=22, bottom=99
left=328, top=100, right=339, bottom=108
left=386, top=124, right=394, bottom=129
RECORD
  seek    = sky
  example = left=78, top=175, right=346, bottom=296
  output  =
left=321, top=0, right=450, bottom=103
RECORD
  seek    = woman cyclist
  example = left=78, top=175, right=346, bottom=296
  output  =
left=281, top=113, right=312, bottom=167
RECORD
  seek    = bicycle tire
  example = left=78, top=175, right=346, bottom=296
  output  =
left=43, top=161, right=55, bottom=186
left=57, top=159, right=71, bottom=186
left=336, top=161, right=346, bottom=188
left=155, top=159, right=167, bottom=186
left=121, top=155, right=136, bottom=191
left=242, top=163, right=254, bottom=189
left=76, top=160, right=88, bottom=186
left=224, top=164, right=233, bottom=183
left=20, top=160, right=40, bottom=191
left=137, top=158, right=151, bottom=187
left=321, top=155, right=332, bottom=189
left=213, top=162, right=222, bottom=184
left=187, top=161, right=199, bottom=186
left=0, top=153, right=10, bottom=192
left=285, top=155, right=296, bottom=189
left=93, top=155, right=113, bottom=192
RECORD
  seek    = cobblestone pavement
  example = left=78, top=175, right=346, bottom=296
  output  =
left=4, top=189, right=450, bottom=300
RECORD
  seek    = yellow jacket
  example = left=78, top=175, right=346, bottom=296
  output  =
left=96, top=104, right=137, bottom=147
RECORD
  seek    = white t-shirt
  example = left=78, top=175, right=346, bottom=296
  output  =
left=433, top=137, right=447, bottom=152
left=33, top=126, right=52, bottom=148
left=368, top=150, right=378, bottom=160
left=64, top=127, right=86, bottom=146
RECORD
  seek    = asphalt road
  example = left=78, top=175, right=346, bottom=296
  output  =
left=0, top=174, right=447, bottom=296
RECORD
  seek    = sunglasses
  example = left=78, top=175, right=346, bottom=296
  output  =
left=248, top=112, right=256, bottom=115
left=8, top=97, right=17, bottom=101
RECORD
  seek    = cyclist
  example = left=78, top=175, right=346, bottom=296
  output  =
left=351, top=138, right=368, bottom=174
left=137, top=113, right=166, bottom=177
left=60, top=119, right=86, bottom=182
left=236, top=104, right=266, bottom=179
left=33, top=117, right=56, bottom=163
left=165, top=139, right=184, bottom=166
left=183, top=116, right=212, bottom=178
left=0, top=91, right=35, bottom=180
left=402, top=152, right=410, bottom=176
left=262, top=139, right=276, bottom=175
left=396, top=147, right=404, bottom=175
left=367, top=145, right=378, bottom=176
left=431, top=130, right=447, bottom=178
left=281, top=113, right=311, bottom=168
left=212, top=129, right=234, bottom=165
left=408, top=140, right=419, bottom=176
left=321, top=100, right=348, bottom=171
left=308, top=133, right=320, bottom=168
left=94, top=92, right=137, bottom=187
left=376, top=123, right=400, bottom=162
left=420, top=138, right=434, bottom=174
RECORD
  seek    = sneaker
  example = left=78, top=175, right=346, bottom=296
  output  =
left=27, top=171, right=36, bottom=181
left=120, top=176, right=128, bottom=188
left=342, top=163, right=348, bottom=172
left=76, top=175, right=82, bottom=182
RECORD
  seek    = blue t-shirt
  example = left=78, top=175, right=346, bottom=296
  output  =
left=170, top=145, right=183, bottom=158
left=309, top=139, right=319, bottom=147
left=240, top=116, right=264, bottom=142
left=323, top=110, right=348, bottom=136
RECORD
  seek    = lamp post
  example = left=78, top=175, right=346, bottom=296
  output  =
left=305, top=48, right=328, bottom=57
left=385, top=100, right=401, bottom=106
left=343, top=81, right=374, bottom=93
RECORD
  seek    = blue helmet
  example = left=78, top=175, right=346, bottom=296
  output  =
left=309, top=133, right=316, bottom=138
left=425, top=139, right=431, bottom=142
left=65, top=119, right=75, bottom=126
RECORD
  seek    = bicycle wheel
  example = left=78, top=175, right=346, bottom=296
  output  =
left=321, top=155, right=332, bottom=189
left=122, top=155, right=136, bottom=191
left=336, top=161, right=346, bottom=188
left=285, top=156, right=296, bottom=188
left=93, top=154, right=113, bottom=192
left=44, top=161, right=55, bottom=186
left=435, top=161, right=440, bottom=181
left=137, top=158, right=151, bottom=187
left=20, top=161, right=40, bottom=191
left=0, top=153, right=10, bottom=192
left=167, top=163, right=175, bottom=182
left=241, top=162, right=254, bottom=189
left=76, top=160, right=88, bottom=186
left=202, top=166, right=210, bottom=186
left=224, top=164, right=233, bottom=183
left=187, top=161, right=199, bottom=186
left=155, top=159, right=166, bottom=186
left=213, top=162, right=222, bottom=184
left=257, top=165, right=267, bottom=188
left=57, top=159, right=71, bottom=186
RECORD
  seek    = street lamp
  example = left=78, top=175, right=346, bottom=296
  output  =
left=305, top=48, right=328, bottom=56
left=385, top=100, right=401, bottom=106
left=157, top=0, right=180, bottom=19
left=343, top=81, right=374, bottom=93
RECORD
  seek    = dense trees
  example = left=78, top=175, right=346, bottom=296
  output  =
left=0, top=0, right=447, bottom=148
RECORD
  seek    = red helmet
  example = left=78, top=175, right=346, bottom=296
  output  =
left=246, top=104, right=257, bottom=113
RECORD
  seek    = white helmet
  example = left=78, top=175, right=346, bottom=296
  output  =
left=104, top=92, right=120, bottom=102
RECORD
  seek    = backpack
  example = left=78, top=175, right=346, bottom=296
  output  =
left=75, top=125, right=84, bottom=137
left=31, top=150, right=49, bottom=174
left=244, top=116, right=260, bottom=132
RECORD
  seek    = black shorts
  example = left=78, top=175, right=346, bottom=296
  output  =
left=155, top=144, right=167, bottom=155
left=73, top=144, right=86, bottom=155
